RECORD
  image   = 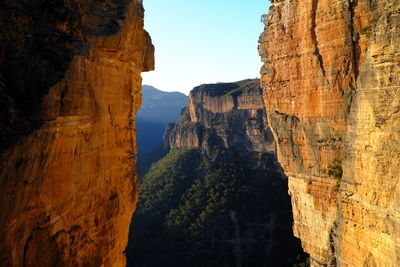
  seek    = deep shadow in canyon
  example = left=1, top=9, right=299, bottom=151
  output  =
left=127, top=80, right=308, bottom=267
left=127, top=149, right=308, bottom=267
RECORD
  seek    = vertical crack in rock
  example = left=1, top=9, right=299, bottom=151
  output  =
left=23, top=227, right=50, bottom=267
left=349, top=0, right=360, bottom=80
left=22, top=229, right=35, bottom=267
left=311, top=0, right=326, bottom=77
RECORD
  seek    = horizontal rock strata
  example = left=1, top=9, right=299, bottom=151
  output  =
left=165, top=79, right=276, bottom=158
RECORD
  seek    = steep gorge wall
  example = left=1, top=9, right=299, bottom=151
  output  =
left=0, top=1, right=153, bottom=266
left=165, top=79, right=276, bottom=157
left=259, top=0, right=400, bottom=266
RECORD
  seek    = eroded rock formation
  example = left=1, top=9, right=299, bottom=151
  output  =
left=165, top=79, right=276, bottom=158
left=0, top=1, right=153, bottom=266
left=259, top=0, right=400, bottom=266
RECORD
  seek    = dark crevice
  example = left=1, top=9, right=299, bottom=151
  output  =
left=311, top=0, right=326, bottom=77
left=349, top=0, right=360, bottom=80
left=23, top=227, right=48, bottom=267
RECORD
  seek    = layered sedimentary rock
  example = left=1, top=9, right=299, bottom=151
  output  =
left=165, top=79, right=276, bottom=158
left=259, top=0, right=400, bottom=266
left=0, top=1, right=153, bottom=266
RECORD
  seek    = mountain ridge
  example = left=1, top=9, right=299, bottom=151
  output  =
left=136, top=85, right=187, bottom=156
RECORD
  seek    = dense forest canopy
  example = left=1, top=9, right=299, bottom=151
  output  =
left=127, top=149, right=308, bottom=267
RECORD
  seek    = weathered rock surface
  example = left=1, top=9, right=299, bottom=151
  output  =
left=165, top=79, right=276, bottom=159
left=259, top=0, right=400, bottom=266
left=0, top=1, right=154, bottom=266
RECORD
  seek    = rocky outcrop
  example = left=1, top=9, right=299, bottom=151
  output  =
left=0, top=1, right=154, bottom=266
left=165, top=79, right=276, bottom=159
left=259, top=0, right=400, bottom=266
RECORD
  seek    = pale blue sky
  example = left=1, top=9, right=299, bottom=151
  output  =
left=142, top=0, right=271, bottom=95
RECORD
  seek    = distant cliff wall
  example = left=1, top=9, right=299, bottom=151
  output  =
left=165, top=79, right=276, bottom=158
left=259, top=0, right=400, bottom=266
left=0, top=1, right=153, bottom=266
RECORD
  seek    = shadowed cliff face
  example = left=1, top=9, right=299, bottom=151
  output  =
left=260, top=0, right=400, bottom=266
left=0, top=1, right=154, bottom=266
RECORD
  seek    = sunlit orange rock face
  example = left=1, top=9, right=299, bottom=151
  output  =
left=166, top=79, right=275, bottom=154
left=260, top=0, right=400, bottom=266
left=0, top=1, right=153, bottom=266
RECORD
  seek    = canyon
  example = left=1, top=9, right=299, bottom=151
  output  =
left=0, top=0, right=399, bottom=266
left=0, top=0, right=153, bottom=266
left=128, top=79, right=307, bottom=266
left=259, top=0, right=400, bottom=266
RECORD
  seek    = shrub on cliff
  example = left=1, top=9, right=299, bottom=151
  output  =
left=327, top=159, right=343, bottom=180
left=326, top=159, right=343, bottom=192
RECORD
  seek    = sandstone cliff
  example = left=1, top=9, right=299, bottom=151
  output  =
left=0, top=1, right=153, bottom=266
left=259, top=0, right=400, bottom=266
left=165, top=79, right=276, bottom=160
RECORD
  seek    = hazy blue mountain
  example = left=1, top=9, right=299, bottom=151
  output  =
left=136, top=85, right=187, bottom=155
